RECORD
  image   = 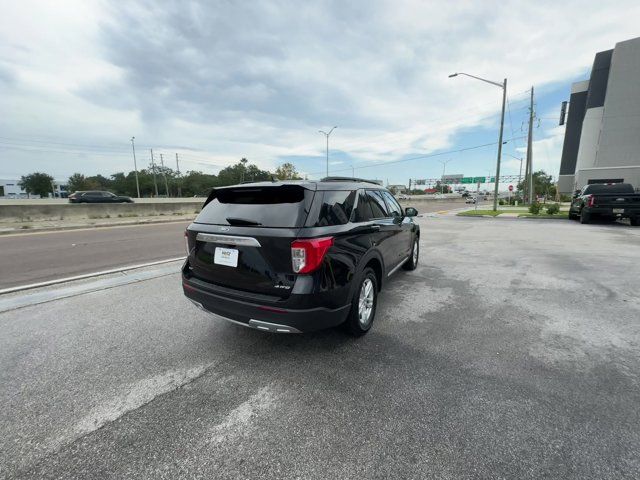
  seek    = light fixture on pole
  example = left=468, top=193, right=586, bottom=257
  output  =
left=449, top=72, right=507, bottom=211
left=318, top=126, right=337, bottom=177
left=130, top=137, right=141, bottom=198
left=504, top=153, right=524, bottom=192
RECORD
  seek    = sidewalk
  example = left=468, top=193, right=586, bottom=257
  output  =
left=0, top=213, right=196, bottom=234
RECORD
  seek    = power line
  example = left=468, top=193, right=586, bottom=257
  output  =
left=306, top=135, right=527, bottom=177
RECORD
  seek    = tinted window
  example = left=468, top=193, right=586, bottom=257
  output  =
left=196, top=185, right=313, bottom=228
left=311, top=190, right=356, bottom=226
left=381, top=191, right=402, bottom=217
left=366, top=190, right=389, bottom=218
left=354, top=191, right=373, bottom=222
left=584, top=183, right=634, bottom=194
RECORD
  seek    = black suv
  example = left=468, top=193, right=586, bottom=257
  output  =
left=182, top=178, right=420, bottom=336
left=68, top=191, right=133, bottom=203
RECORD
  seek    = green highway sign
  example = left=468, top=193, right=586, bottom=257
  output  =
left=460, top=176, right=494, bottom=184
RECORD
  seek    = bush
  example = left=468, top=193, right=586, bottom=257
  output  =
left=499, top=199, right=505, bottom=206
left=546, top=203, right=560, bottom=215
left=529, top=202, right=541, bottom=215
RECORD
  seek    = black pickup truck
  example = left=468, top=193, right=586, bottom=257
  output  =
left=569, top=183, right=640, bottom=225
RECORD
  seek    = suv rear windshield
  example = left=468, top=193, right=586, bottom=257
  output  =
left=196, top=185, right=314, bottom=228
left=583, top=183, right=634, bottom=194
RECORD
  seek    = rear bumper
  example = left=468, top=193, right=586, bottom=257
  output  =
left=182, top=276, right=351, bottom=333
left=584, top=207, right=640, bottom=218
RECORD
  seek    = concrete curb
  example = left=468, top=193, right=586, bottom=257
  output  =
left=0, top=217, right=194, bottom=236
left=0, top=257, right=186, bottom=295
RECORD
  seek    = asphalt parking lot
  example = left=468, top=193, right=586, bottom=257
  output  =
left=1, top=215, right=639, bottom=479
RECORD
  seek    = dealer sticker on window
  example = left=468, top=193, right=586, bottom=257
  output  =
left=214, top=247, right=239, bottom=267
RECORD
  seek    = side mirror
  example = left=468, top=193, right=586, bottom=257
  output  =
left=405, top=207, right=418, bottom=217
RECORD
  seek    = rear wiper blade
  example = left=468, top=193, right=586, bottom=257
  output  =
left=226, top=217, right=262, bottom=226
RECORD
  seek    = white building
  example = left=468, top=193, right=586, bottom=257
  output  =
left=0, top=178, right=68, bottom=198
left=558, top=36, right=640, bottom=193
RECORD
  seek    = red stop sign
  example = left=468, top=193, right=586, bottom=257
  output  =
left=508, top=185, right=514, bottom=192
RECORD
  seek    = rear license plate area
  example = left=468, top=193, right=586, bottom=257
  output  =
left=214, top=247, right=239, bottom=267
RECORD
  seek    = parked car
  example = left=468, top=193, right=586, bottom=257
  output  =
left=68, top=191, right=133, bottom=203
left=465, top=197, right=476, bottom=204
left=568, top=183, right=640, bottom=225
left=182, top=178, right=421, bottom=336
left=397, top=193, right=410, bottom=200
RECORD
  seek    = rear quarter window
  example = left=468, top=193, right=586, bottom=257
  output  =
left=309, top=190, right=356, bottom=226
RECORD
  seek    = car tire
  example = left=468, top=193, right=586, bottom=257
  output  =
left=403, top=238, right=419, bottom=270
left=346, top=268, right=378, bottom=337
left=580, top=209, right=590, bottom=224
left=630, top=216, right=640, bottom=226
left=568, top=211, right=577, bottom=220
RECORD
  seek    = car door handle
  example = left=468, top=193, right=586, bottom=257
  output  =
left=370, top=225, right=380, bottom=231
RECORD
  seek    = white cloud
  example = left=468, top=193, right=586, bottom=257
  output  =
left=1, top=0, right=639, bottom=182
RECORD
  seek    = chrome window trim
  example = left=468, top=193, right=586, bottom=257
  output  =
left=195, top=233, right=262, bottom=247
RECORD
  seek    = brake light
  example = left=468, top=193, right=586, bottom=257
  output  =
left=587, top=195, right=595, bottom=207
left=291, top=237, right=334, bottom=273
left=184, top=231, right=190, bottom=255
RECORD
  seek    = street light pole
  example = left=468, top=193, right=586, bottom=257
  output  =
left=130, top=137, right=141, bottom=198
left=438, top=159, right=453, bottom=194
left=449, top=72, right=507, bottom=211
left=319, top=126, right=337, bottom=177
left=504, top=153, right=524, bottom=193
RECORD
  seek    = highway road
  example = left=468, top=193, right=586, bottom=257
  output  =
left=1, top=216, right=639, bottom=479
left=0, top=200, right=466, bottom=289
left=0, top=222, right=188, bottom=289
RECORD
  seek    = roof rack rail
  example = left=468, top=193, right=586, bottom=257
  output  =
left=320, top=176, right=384, bottom=186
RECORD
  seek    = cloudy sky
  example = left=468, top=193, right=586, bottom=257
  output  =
left=1, top=0, right=639, bottom=186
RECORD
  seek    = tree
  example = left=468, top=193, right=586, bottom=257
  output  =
left=216, top=158, right=272, bottom=186
left=517, top=170, right=554, bottom=198
left=275, top=162, right=301, bottom=180
left=19, top=172, right=54, bottom=197
left=181, top=171, right=218, bottom=196
left=67, top=173, right=90, bottom=192
left=435, top=181, right=451, bottom=194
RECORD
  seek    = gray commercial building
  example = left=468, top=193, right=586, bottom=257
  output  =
left=558, top=36, right=640, bottom=194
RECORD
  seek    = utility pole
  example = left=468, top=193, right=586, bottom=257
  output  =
left=525, top=86, right=535, bottom=204
left=175, top=153, right=182, bottom=197
left=493, top=78, right=507, bottom=211
left=159, top=153, right=170, bottom=197
left=150, top=149, right=159, bottom=197
left=130, top=137, right=141, bottom=198
left=318, top=126, right=337, bottom=177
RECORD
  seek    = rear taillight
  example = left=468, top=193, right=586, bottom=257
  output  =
left=184, top=231, right=190, bottom=255
left=291, top=237, right=334, bottom=274
left=587, top=195, right=595, bottom=207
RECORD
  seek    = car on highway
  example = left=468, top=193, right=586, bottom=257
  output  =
left=182, top=177, right=420, bottom=336
left=396, top=193, right=410, bottom=200
left=68, top=191, right=133, bottom=203
left=568, top=183, right=640, bottom=225
left=465, top=197, right=476, bottom=204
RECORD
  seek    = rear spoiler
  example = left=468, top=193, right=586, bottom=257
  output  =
left=203, top=183, right=312, bottom=208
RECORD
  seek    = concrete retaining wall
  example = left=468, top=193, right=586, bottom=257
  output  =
left=0, top=202, right=203, bottom=222
left=0, top=196, right=464, bottom=222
